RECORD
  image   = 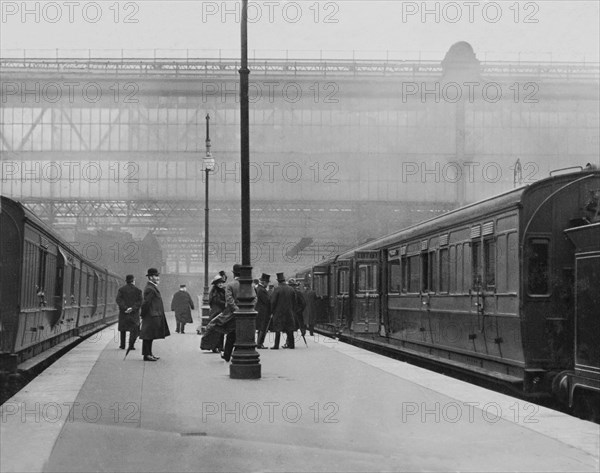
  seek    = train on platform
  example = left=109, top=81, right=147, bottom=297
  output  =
left=0, top=196, right=122, bottom=377
left=296, top=167, right=600, bottom=421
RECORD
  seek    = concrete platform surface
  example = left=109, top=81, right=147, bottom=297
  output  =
left=1, top=312, right=599, bottom=473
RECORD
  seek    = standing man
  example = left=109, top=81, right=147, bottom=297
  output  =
left=116, top=274, right=142, bottom=351
left=255, top=273, right=271, bottom=349
left=289, top=278, right=307, bottom=339
left=270, top=272, right=297, bottom=349
left=171, top=284, right=195, bottom=334
left=139, top=268, right=171, bottom=361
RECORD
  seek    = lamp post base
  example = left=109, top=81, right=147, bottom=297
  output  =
left=230, top=265, right=261, bottom=379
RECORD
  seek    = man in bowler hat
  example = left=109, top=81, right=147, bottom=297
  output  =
left=116, top=275, right=142, bottom=351
left=139, top=268, right=171, bottom=361
left=255, top=273, right=271, bottom=349
left=270, top=272, right=297, bottom=349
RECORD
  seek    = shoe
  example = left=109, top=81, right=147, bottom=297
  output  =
left=221, top=353, right=231, bottom=362
left=143, top=356, right=157, bottom=361
left=256, top=344, right=266, bottom=349
left=128, top=347, right=136, bottom=351
left=119, top=346, right=125, bottom=350
left=270, top=346, right=279, bottom=350
left=151, top=355, right=160, bottom=360
left=282, top=344, right=289, bottom=349
left=176, top=330, right=180, bottom=333
left=282, top=345, right=294, bottom=349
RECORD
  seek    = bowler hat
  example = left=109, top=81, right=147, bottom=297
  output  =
left=260, top=273, right=270, bottom=282
left=146, top=268, right=160, bottom=277
left=179, top=284, right=186, bottom=288
left=232, top=264, right=241, bottom=276
left=276, top=272, right=285, bottom=282
left=125, top=274, right=134, bottom=283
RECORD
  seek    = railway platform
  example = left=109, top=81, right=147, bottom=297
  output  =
left=1, top=312, right=599, bottom=473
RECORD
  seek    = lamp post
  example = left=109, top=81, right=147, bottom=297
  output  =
left=230, top=0, right=261, bottom=379
left=201, top=114, right=215, bottom=332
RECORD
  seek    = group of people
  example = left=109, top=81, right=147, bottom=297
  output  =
left=115, top=264, right=317, bottom=363
left=200, top=265, right=317, bottom=362
left=115, top=268, right=170, bottom=362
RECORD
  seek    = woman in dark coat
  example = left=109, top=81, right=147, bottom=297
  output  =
left=171, top=285, right=195, bottom=334
left=200, top=275, right=226, bottom=352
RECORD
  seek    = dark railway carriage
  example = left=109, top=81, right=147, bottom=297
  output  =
left=300, top=168, right=600, bottom=417
left=1, top=196, right=121, bottom=371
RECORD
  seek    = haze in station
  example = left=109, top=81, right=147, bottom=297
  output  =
left=1, top=1, right=599, bottom=294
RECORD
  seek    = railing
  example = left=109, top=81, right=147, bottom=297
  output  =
left=1, top=55, right=598, bottom=81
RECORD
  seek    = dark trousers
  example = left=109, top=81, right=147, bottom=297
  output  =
left=142, top=339, right=153, bottom=356
left=120, top=327, right=138, bottom=348
left=285, top=331, right=295, bottom=348
left=223, top=331, right=236, bottom=359
left=176, top=322, right=186, bottom=333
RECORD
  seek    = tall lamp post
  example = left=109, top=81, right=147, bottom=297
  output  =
left=230, top=0, right=261, bottom=379
left=201, top=113, right=215, bottom=332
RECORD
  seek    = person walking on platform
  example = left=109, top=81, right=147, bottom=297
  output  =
left=171, top=284, right=195, bottom=334
left=220, top=264, right=242, bottom=362
left=303, top=281, right=318, bottom=336
left=139, top=268, right=171, bottom=361
left=200, top=275, right=227, bottom=353
left=116, top=274, right=142, bottom=351
left=255, top=273, right=271, bottom=349
left=270, top=272, right=297, bottom=349
left=289, top=278, right=307, bottom=339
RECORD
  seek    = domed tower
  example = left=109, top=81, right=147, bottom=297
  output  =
left=441, top=41, right=481, bottom=83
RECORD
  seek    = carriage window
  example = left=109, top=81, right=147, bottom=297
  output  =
left=401, top=255, right=408, bottom=293
left=337, top=269, right=349, bottom=295
left=528, top=239, right=550, bottom=295
left=388, top=259, right=401, bottom=294
left=408, top=255, right=420, bottom=293
left=484, top=238, right=496, bottom=291
left=440, top=248, right=449, bottom=293
left=472, top=240, right=482, bottom=289
left=314, top=274, right=328, bottom=297
left=357, top=264, right=377, bottom=292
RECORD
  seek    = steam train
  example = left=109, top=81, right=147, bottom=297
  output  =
left=296, top=167, right=600, bottom=421
left=0, top=196, right=122, bottom=374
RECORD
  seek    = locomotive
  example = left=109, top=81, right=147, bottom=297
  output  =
left=0, top=196, right=122, bottom=376
left=296, top=167, right=600, bottom=421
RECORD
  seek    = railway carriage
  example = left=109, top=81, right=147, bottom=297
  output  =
left=1, top=196, right=121, bottom=371
left=298, top=167, right=600, bottom=419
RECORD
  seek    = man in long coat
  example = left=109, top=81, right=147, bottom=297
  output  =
left=255, top=273, right=271, bottom=349
left=139, top=268, right=171, bottom=361
left=171, top=284, right=194, bottom=334
left=270, top=272, right=298, bottom=349
left=289, top=278, right=307, bottom=337
left=116, top=274, right=142, bottom=350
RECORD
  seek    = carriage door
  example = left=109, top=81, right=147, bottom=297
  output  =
left=353, top=251, right=381, bottom=333
left=334, top=260, right=351, bottom=332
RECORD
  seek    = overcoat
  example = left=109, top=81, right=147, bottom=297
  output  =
left=270, top=282, right=298, bottom=332
left=208, top=285, right=226, bottom=319
left=255, top=283, right=271, bottom=332
left=292, top=287, right=307, bottom=326
left=303, top=289, right=318, bottom=327
left=139, top=282, right=171, bottom=340
left=171, top=290, right=194, bottom=324
left=116, top=283, right=142, bottom=332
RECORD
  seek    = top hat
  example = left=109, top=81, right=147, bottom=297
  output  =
left=146, top=268, right=160, bottom=277
left=276, top=272, right=285, bottom=282
left=125, top=274, right=134, bottom=283
left=260, top=273, right=270, bottom=282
